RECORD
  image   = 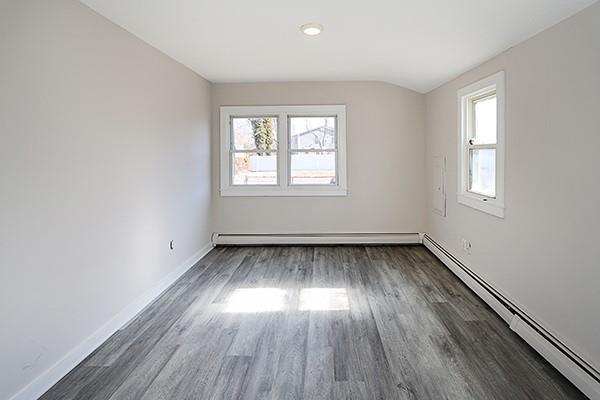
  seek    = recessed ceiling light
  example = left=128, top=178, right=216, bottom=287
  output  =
left=300, top=23, right=323, bottom=36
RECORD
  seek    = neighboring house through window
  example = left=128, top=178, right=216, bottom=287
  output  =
left=220, top=105, right=347, bottom=196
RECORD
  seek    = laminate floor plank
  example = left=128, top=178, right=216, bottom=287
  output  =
left=40, top=245, right=587, bottom=400
left=38, top=366, right=107, bottom=400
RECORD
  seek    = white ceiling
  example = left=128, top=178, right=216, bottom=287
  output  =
left=81, top=0, right=596, bottom=93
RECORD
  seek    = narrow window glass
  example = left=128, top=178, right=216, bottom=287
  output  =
left=290, top=117, right=336, bottom=150
left=290, top=152, right=337, bottom=185
left=232, top=152, right=277, bottom=185
left=232, top=117, right=278, bottom=150
left=469, top=148, right=496, bottom=198
left=471, top=94, right=497, bottom=145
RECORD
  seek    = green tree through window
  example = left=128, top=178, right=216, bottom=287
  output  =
left=250, top=118, right=275, bottom=155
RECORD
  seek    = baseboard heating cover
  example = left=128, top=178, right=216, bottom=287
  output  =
left=423, top=234, right=600, bottom=400
left=211, top=232, right=422, bottom=246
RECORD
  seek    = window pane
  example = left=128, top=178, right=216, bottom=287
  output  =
left=290, top=151, right=336, bottom=185
left=290, top=117, right=336, bottom=150
left=232, top=117, right=277, bottom=151
left=472, top=95, right=496, bottom=144
left=469, top=149, right=496, bottom=197
left=232, top=152, right=277, bottom=185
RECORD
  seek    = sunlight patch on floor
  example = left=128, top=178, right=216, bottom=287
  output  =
left=223, top=288, right=286, bottom=313
left=299, top=288, right=349, bottom=311
left=223, top=287, right=350, bottom=313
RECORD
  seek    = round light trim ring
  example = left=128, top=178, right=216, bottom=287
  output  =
left=300, top=23, right=323, bottom=36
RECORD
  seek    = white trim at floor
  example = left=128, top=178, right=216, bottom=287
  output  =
left=423, top=234, right=600, bottom=400
left=211, top=232, right=421, bottom=246
left=9, top=243, right=214, bottom=400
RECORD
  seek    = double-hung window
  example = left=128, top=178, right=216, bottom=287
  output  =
left=220, top=105, right=347, bottom=196
left=457, top=71, right=505, bottom=218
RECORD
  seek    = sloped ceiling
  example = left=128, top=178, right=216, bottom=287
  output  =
left=81, top=0, right=597, bottom=93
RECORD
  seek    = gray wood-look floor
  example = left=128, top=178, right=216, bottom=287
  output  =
left=40, top=246, right=586, bottom=400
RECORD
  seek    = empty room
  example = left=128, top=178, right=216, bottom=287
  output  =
left=2, top=0, right=600, bottom=399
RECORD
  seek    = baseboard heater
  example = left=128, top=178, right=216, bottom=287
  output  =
left=423, top=234, right=600, bottom=400
left=211, top=232, right=422, bottom=246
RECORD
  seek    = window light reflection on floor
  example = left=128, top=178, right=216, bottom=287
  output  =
left=223, top=287, right=350, bottom=313
left=223, top=288, right=286, bottom=313
left=299, top=288, right=349, bottom=311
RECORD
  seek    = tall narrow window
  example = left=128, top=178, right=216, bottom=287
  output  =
left=220, top=105, right=347, bottom=196
left=458, top=71, right=505, bottom=218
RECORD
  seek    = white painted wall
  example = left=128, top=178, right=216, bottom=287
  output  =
left=3, top=0, right=599, bottom=398
left=0, top=1, right=212, bottom=399
left=425, top=0, right=600, bottom=375
left=212, top=81, right=426, bottom=234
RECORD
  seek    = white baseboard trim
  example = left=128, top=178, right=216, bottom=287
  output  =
left=9, top=243, right=214, bottom=400
left=422, top=235, right=513, bottom=323
left=212, top=232, right=421, bottom=246
left=12, top=237, right=599, bottom=399
left=423, top=234, right=600, bottom=400
left=510, top=315, right=600, bottom=400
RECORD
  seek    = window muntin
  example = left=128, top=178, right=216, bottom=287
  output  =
left=457, top=71, right=505, bottom=218
left=220, top=105, right=347, bottom=196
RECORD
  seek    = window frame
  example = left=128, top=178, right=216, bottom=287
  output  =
left=457, top=71, right=505, bottom=218
left=220, top=105, right=347, bottom=197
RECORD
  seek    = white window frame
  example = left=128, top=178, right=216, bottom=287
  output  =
left=220, top=105, right=347, bottom=196
left=457, top=71, right=505, bottom=218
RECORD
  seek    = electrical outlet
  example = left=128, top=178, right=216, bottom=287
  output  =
left=169, top=240, right=175, bottom=251
left=461, top=238, right=472, bottom=255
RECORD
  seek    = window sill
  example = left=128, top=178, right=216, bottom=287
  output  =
left=220, top=187, right=347, bottom=197
left=457, top=193, right=504, bottom=218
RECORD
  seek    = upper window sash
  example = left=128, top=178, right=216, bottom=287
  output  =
left=288, top=115, right=338, bottom=150
left=468, top=91, right=497, bottom=146
left=229, top=115, right=279, bottom=152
